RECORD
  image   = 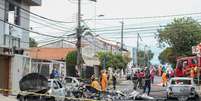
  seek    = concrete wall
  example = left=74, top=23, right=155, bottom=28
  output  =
left=10, top=55, right=31, bottom=95
left=0, top=0, right=30, bottom=49
left=0, top=0, right=5, bottom=47
left=20, top=1, right=30, bottom=49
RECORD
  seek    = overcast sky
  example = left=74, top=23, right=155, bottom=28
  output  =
left=30, top=0, right=201, bottom=64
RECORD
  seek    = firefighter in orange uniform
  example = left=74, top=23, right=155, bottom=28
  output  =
left=100, top=70, right=108, bottom=93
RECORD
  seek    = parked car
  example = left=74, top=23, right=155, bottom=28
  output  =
left=166, top=77, right=198, bottom=100
left=17, top=73, right=66, bottom=101
left=64, top=77, right=80, bottom=89
left=48, top=79, right=66, bottom=101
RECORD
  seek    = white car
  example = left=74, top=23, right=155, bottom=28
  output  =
left=166, top=77, right=198, bottom=100
left=48, top=79, right=66, bottom=101
left=64, top=77, right=80, bottom=90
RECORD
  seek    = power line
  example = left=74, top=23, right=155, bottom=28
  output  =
left=97, top=29, right=158, bottom=35
left=0, top=18, right=71, bottom=39
left=0, top=2, right=75, bottom=32
left=84, top=12, right=201, bottom=21
left=7, top=0, right=75, bottom=24
left=93, top=25, right=165, bottom=32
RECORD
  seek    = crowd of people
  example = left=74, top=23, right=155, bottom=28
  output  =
left=131, top=65, right=155, bottom=96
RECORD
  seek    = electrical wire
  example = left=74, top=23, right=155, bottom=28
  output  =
left=0, top=18, right=71, bottom=39
left=84, top=12, right=201, bottom=21
left=0, top=2, right=75, bottom=32
left=7, top=0, right=75, bottom=23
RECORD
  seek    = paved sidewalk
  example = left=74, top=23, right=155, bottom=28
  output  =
left=0, top=95, right=17, bottom=101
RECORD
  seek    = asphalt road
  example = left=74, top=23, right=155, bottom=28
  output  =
left=113, top=76, right=200, bottom=101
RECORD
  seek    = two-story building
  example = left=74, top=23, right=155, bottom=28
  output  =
left=0, top=0, right=41, bottom=95
left=81, top=33, right=121, bottom=78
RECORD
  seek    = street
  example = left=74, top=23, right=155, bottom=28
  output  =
left=113, top=76, right=200, bottom=101
left=113, top=76, right=166, bottom=100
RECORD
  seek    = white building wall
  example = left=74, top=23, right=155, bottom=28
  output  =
left=19, top=1, right=30, bottom=49
left=0, top=0, right=5, bottom=47
left=0, top=0, right=30, bottom=49
left=10, top=54, right=31, bottom=95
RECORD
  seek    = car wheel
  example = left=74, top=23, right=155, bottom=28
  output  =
left=18, top=96, right=25, bottom=101
left=194, top=95, right=200, bottom=101
left=166, top=94, right=170, bottom=99
left=47, top=97, right=55, bottom=101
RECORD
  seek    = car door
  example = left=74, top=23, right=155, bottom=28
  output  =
left=65, top=78, right=73, bottom=89
left=52, top=80, right=63, bottom=101
left=56, top=80, right=66, bottom=100
left=72, top=78, right=79, bottom=87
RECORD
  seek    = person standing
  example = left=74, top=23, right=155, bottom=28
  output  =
left=150, top=66, right=155, bottom=84
left=132, top=72, right=138, bottom=90
left=138, top=70, right=145, bottom=89
left=143, top=67, right=151, bottom=96
left=112, top=72, right=117, bottom=90
left=158, top=65, right=162, bottom=76
left=136, top=70, right=140, bottom=87
left=100, top=70, right=108, bottom=94
left=162, top=72, right=167, bottom=87
left=190, top=68, right=195, bottom=78
left=50, top=68, right=60, bottom=79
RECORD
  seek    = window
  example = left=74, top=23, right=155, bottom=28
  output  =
left=65, top=78, right=72, bottom=83
left=182, top=60, right=188, bottom=68
left=48, top=81, right=51, bottom=87
left=3, top=34, right=20, bottom=48
left=6, top=0, right=21, bottom=25
left=171, top=79, right=191, bottom=85
left=53, top=81, right=59, bottom=89
left=57, top=81, right=63, bottom=88
left=192, top=58, right=197, bottom=64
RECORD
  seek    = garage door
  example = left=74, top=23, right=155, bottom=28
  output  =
left=0, top=55, right=10, bottom=96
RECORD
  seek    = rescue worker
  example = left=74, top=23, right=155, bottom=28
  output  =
left=190, top=68, right=195, bottom=78
left=100, top=70, right=108, bottom=94
left=162, top=72, right=167, bottom=87
left=91, top=75, right=101, bottom=93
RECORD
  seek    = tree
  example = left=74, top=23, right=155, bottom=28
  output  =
left=97, top=52, right=131, bottom=70
left=158, top=17, right=201, bottom=65
left=158, top=47, right=176, bottom=64
left=65, top=51, right=77, bottom=77
left=137, top=50, right=154, bottom=66
left=29, top=37, right=38, bottom=47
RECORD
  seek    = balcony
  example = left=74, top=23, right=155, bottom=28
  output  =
left=3, top=23, right=25, bottom=49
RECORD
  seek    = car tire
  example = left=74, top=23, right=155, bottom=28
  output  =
left=18, top=96, right=25, bottom=101
left=166, top=94, right=170, bottom=99
left=47, top=97, right=55, bottom=101
left=194, top=95, right=200, bottom=101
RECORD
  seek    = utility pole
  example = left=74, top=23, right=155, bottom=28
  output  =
left=136, top=33, right=139, bottom=68
left=144, top=45, right=146, bottom=65
left=120, top=21, right=124, bottom=54
left=76, top=0, right=82, bottom=76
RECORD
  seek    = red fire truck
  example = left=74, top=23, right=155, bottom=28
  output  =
left=175, top=43, right=201, bottom=78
